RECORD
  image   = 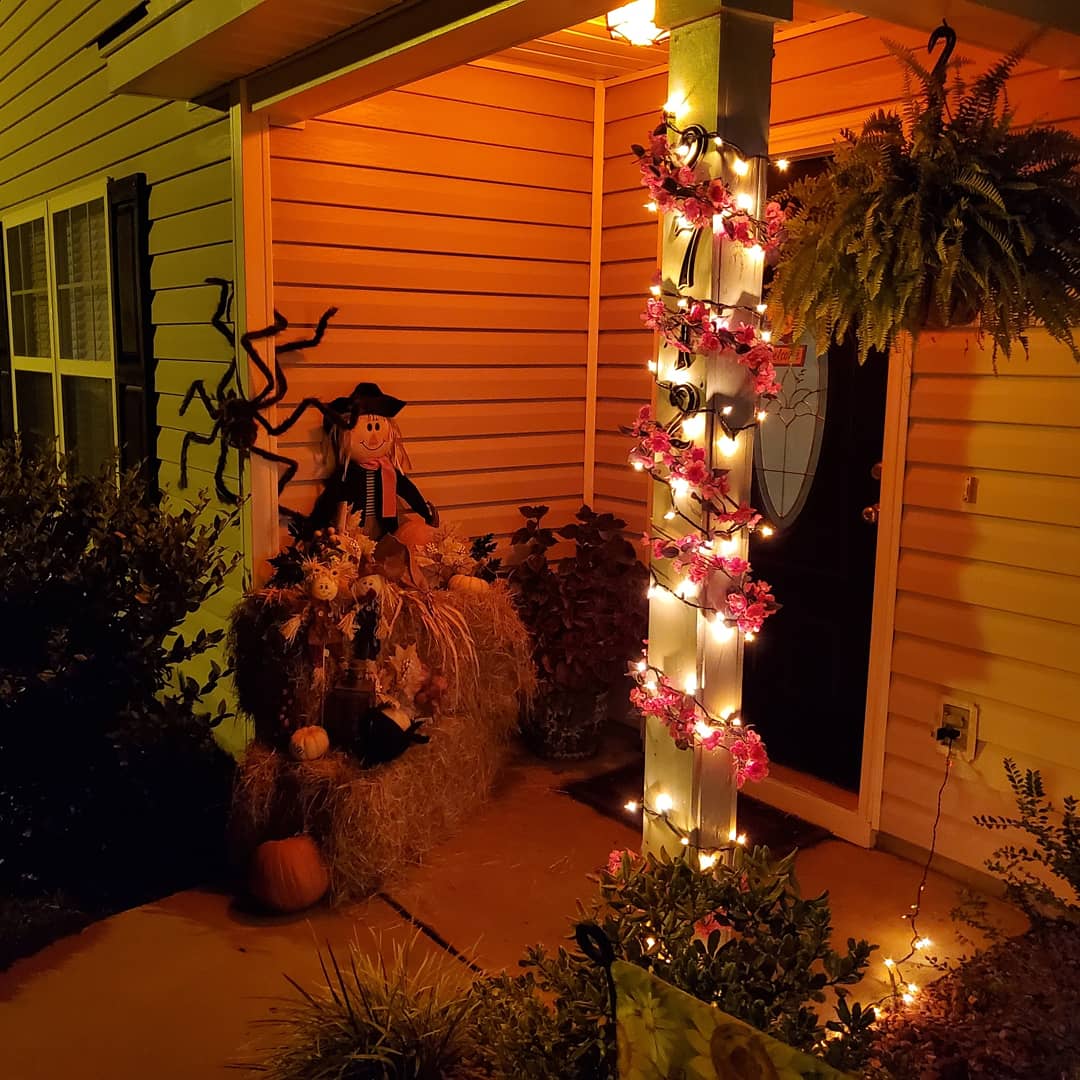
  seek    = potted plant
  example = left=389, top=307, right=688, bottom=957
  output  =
left=767, top=44, right=1080, bottom=364
left=509, top=505, right=647, bottom=759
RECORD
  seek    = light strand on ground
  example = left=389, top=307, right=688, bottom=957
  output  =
left=876, top=740, right=955, bottom=1009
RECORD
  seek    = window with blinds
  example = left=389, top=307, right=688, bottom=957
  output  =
left=2, top=185, right=117, bottom=475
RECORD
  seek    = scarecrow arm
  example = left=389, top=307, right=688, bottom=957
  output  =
left=395, top=471, right=435, bottom=523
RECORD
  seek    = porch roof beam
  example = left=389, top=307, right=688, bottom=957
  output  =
left=246, top=0, right=610, bottom=124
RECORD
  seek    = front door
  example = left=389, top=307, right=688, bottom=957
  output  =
left=742, top=277, right=888, bottom=791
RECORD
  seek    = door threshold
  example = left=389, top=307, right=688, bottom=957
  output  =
left=750, top=764, right=874, bottom=848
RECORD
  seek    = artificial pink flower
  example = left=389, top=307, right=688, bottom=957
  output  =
left=694, top=912, right=724, bottom=942
left=677, top=165, right=696, bottom=186
left=644, top=429, right=672, bottom=454
left=708, top=179, right=732, bottom=209
left=730, top=730, right=769, bottom=787
left=607, top=848, right=639, bottom=874
left=684, top=197, right=711, bottom=226
left=697, top=330, right=721, bottom=354
left=729, top=218, right=752, bottom=244
left=734, top=323, right=757, bottom=346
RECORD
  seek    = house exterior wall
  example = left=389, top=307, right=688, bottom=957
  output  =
left=0, top=0, right=247, bottom=751
left=590, top=16, right=1080, bottom=871
left=885, top=328, right=1080, bottom=869
left=265, top=63, right=595, bottom=539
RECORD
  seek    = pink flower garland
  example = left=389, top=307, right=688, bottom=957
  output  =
left=648, top=531, right=779, bottom=635
left=642, top=295, right=781, bottom=400
left=629, top=666, right=769, bottom=786
left=633, top=121, right=786, bottom=255
left=627, top=405, right=763, bottom=532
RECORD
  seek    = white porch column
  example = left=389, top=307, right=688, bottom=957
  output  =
left=642, top=0, right=789, bottom=857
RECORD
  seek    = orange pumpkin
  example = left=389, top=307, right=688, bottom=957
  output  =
left=290, top=725, right=330, bottom=761
left=449, top=574, right=490, bottom=594
left=394, top=516, right=437, bottom=549
left=249, top=836, right=330, bottom=913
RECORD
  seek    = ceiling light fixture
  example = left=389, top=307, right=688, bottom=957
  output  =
left=606, top=1, right=669, bottom=48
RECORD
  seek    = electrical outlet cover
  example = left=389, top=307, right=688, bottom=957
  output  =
left=936, top=696, right=979, bottom=761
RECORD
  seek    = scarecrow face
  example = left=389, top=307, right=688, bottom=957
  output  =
left=351, top=414, right=393, bottom=460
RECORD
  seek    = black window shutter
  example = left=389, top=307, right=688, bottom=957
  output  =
left=107, top=173, right=157, bottom=497
left=0, top=225, right=13, bottom=441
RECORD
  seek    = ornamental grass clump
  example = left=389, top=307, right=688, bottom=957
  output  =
left=768, top=43, right=1080, bottom=363
left=248, top=934, right=484, bottom=1080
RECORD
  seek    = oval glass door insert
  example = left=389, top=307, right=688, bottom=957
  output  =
left=753, top=334, right=828, bottom=528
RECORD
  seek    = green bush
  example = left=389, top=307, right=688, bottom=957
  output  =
left=474, top=846, right=877, bottom=1077
left=0, top=440, right=239, bottom=904
left=976, top=758, right=1080, bottom=920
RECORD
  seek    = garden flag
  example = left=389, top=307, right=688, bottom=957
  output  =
left=612, top=960, right=852, bottom=1080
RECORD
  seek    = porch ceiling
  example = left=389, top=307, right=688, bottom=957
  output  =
left=487, top=2, right=840, bottom=83
left=105, top=0, right=407, bottom=100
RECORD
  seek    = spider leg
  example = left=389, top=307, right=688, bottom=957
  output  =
left=264, top=306, right=339, bottom=409
left=258, top=397, right=342, bottom=438
left=178, top=422, right=222, bottom=490
left=214, top=436, right=239, bottom=505
left=214, top=359, right=240, bottom=402
left=249, top=444, right=301, bottom=494
left=205, top=277, right=236, bottom=348
left=180, top=379, right=219, bottom=419
left=240, top=311, right=291, bottom=408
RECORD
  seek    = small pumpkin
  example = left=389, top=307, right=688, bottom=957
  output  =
left=394, top=516, right=437, bottom=550
left=449, top=574, right=490, bottom=594
left=249, top=835, right=330, bottom=913
left=290, top=724, right=330, bottom=761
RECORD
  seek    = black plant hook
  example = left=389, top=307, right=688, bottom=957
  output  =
left=575, top=922, right=618, bottom=1027
left=928, top=19, right=957, bottom=85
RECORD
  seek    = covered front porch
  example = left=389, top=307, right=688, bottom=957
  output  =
left=0, top=743, right=1019, bottom=1078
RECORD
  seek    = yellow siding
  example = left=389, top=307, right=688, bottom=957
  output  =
left=884, top=328, right=1080, bottom=870
left=0, top=0, right=247, bottom=752
left=267, top=63, right=594, bottom=539
left=587, top=17, right=1080, bottom=872
left=593, top=75, right=661, bottom=534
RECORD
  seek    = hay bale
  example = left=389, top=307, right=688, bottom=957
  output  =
left=230, top=581, right=534, bottom=902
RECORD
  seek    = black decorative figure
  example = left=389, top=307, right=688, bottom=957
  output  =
left=178, top=278, right=339, bottom=504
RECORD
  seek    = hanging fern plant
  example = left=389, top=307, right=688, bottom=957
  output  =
left=767, top=42, right=1080, bottom=363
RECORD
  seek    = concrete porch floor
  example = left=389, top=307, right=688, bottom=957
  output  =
left=0, top=748, right=1019, bottom=1079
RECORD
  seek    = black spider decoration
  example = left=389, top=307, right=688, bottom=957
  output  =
left=178, top=278, right=340, bottom=505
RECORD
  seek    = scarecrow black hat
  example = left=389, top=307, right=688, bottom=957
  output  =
left=324, top=382, right=407, bottom=431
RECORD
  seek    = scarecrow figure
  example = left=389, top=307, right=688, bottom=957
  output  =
left=308, top=382, right=435, bottom=537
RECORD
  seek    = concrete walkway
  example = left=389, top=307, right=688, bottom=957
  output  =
left=0, top=750, right=1017, bottom=1079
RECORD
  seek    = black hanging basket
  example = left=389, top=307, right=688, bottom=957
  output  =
left=521, top=686, right=609, bottom=760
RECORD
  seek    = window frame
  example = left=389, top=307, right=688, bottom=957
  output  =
left=1, top=180, right=119, bottom=458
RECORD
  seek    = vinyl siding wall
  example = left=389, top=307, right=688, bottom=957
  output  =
left=267, top=64, right=595, bottom=539
left=0, top=0, right=247, bottom=751
left=589, top=17, right=1080, bottom=871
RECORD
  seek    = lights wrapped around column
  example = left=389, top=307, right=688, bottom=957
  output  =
left=626, top=111, right=786, bottom=797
